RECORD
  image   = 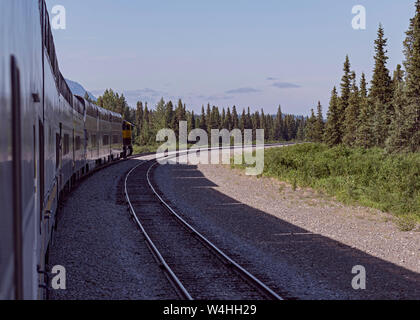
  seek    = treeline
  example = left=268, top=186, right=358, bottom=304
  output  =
left=95, top=89, right=135, bottom=122
left=306, top=0, right=420, bottom=153
left=95, top=89, right=309, bottom=146
left=133, top=99, right=307, bottom=145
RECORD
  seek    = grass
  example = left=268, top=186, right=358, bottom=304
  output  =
left=232, top=143, right=420, bottom=229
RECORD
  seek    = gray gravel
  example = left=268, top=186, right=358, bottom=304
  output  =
left=48, top=159, right=178, bottom=300
left=154, top=162, right=420, bottom=300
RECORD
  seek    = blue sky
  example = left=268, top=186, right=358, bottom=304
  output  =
left=46, top=0, right=416, bottom=115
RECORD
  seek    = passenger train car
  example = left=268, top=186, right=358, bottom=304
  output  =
left=0, top=0, right=131, bottom=300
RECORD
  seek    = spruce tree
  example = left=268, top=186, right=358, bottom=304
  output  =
left=393, top=64, right=405, bottom=86
left=274, top=105, right=283, bottom=140
left=240, top=109, right=246, bottom=132
left=386, top=80, right=410, bottom=152
left=260, top=109, right=266, bottom=140
left=220, top=108, right=226, bottom=129
left=206, top=104, right=212, bottom=135
left=165, top=101, right=175, bottom=129
left=246, top=107, right=252, bottom=129
left=135, top=101, right=144, bottom=137
left=324, top=87, right=341, bottom=146
left=188, top=111, right=196, bottom=133
left=313, top=101, right=325, bottom=142
left=370, top=25, right=393, bottom=146
left=296, top=121, right=305, bottom=141
left=225, top=107, right=233, bottom=131
left=389, top=0, right=420, bottom=152
left=356, top=73, right=374, bottom=148
left=199, top=106, right=207, bottom=131
left=140, top=104, right=151, bottom=145
left=232, top=106, right=239, bottom=129
left=338, top=55, right=352, bottom=142
left=343, top=72, right=360, bottom=146
left=306, top=109, right=317, bottom=141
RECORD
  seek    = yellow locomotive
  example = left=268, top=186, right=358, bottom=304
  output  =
left=122, top=120, right=134, bottom=157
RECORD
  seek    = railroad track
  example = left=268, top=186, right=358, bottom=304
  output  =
left=124, top=152, right=284, bottom=300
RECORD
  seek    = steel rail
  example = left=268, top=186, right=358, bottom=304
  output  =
left=124, top=159, right=193, bottom=300
left=145, top=160, right=283, bottom=301
left=124, top=144, right=291, bottom=300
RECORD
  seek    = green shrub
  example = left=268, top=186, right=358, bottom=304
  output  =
left=234, top=143, right=420, bottom=223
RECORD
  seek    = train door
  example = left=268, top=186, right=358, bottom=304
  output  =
left=11, top=56, right=23, bottom=300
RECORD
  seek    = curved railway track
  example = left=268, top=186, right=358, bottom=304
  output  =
left=124, top=153, right=284, bottom=300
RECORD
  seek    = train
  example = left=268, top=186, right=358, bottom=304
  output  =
left=0, top=0, right=134, bottom=300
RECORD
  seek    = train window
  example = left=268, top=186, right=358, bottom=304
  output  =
left=91, top=134, right=97, bottom=148
left=113, top=135, right=119, bottom=144
left=103, top=135, right=109, bottom=146
left=63, top=134, right=69, bottom=155
left=75, top=136, right=81, bottom=151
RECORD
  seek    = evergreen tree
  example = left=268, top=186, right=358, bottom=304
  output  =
left=324, top=87, right=341, bottom=146
left=165, top=101, right=175, bottom=129
left=313, top=101, right=325, bottom=142
left=260, top=109, right=266, bottom=140
left=188, top=111, right=196, bottom=133
left=175, top=99, right=186, bottom=137
left=274, top=105, right=283, bottom=140
left=211, top=106, right=221, bottom=130
left=232, top=105, right=239, bottom=128
left=386, top=81, right=410, bottom=152
left=246, top=107, right=252, bottom=129
left=356, top=73, right=374, bottom=148
left=206, top=104, right=212, bottom=135
left=393, top=64, right=405, bottom=87
left=370, top=25, right=394, bottom=146
left=305, top=109, right=317, bottom=141
left=225, top=107, right=233, bottom=131
left=221, top=108, right=226, bottom=129
left=240, top=109, right=246, bottom=132
left=199, top=105, right=207, bottom=131
left=389, top=0, right=420, bottom=152
left=338, top=55, right=352, bottom=142
left=296, top=120, right=305, bottom=141
left=343, top=72, right=360, bottom=146
left=154, top=98, right=167, bottom=131
left=140, top=104, right=152, bottom=145
left=135, top=101, right=144, bottom=137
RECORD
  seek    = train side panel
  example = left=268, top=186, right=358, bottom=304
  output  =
left=84, top=100, right=99, bottom=169
left=111, top=112, right=123, bottom=160
left=98, top=108, right=111, bottom=163
left=72, top=96, right=86, bottom=175
left=0, top=0, right=44, bottom=300
left=0, top=12, right=15, bottom=299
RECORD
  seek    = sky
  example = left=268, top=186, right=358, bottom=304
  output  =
left=46, top=0, right=416, bottom=116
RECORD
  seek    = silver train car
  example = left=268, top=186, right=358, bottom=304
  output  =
left=0, top=0, right=126, bottom=300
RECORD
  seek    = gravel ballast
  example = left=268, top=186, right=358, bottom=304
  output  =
left=49, top=158, right=177, bottom=300
left=154, top=160, right=420, bottom=300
